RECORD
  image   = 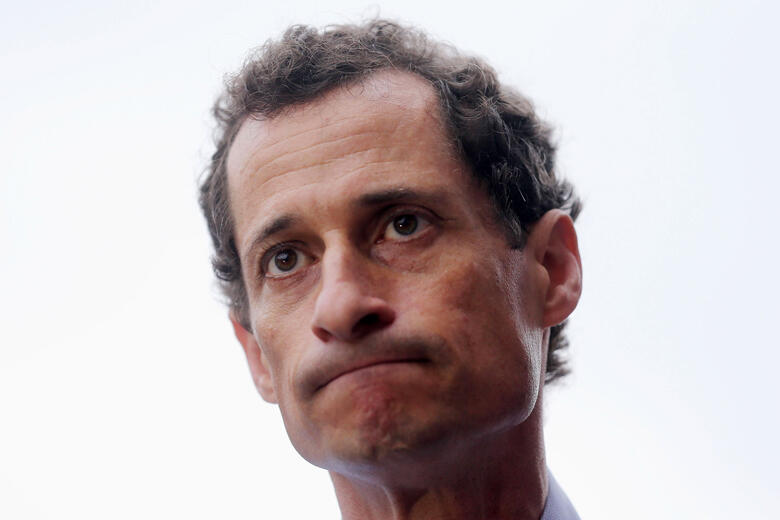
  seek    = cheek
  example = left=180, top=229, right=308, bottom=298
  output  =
left=396, top=250, right=522, bottom=336
left=252, top=304, right=310, bottom=395
left=396, top=250, right=543, bottom=396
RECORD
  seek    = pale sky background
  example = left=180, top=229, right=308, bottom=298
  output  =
left=2, top=1, right=778, bottom=518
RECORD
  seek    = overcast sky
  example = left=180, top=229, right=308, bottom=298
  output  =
left=2, top=1, right=779, bottom=518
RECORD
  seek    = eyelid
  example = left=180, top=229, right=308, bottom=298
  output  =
left=259, top=241, right=311, bottom=279
left=377, top=206, right=436, bottom=242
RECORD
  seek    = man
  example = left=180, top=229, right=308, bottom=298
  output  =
left=200, top=20, right=583, bottom=520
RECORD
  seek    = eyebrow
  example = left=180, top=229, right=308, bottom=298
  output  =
left=245, top=214, right=298, bottom=260
left=244, top=186, right=449, bottom=259
left=354, top=187, right=448, bottom=208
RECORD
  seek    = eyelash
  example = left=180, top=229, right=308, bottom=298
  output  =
left=259, top=241, right=309, bottom=279
left=375, top=208, right=432, bottom=243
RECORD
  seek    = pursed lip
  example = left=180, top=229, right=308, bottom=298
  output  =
left=300, top=335, right=446, bottom=397
left=313, top=355, right=430, bottom=393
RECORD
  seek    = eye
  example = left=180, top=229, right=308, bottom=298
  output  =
left=382, top=213, right=430, bottom=241
left=264, top=246, right=311, bottom=278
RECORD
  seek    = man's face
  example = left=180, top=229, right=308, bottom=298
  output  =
left=226, top=72, right=548, bottom=478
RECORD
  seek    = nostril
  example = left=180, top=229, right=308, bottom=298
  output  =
left=352, top=312, right=379, bottom=332
left=351, top=311, right=392, bottom=337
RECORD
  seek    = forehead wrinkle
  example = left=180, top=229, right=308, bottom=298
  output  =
left=234, top=102, right=411, bottom=178
left=239, top=111, right=388, bottom=166
left=241, top=128, right=389, bottom=183
left=229, top=122, right=412, bottom=210
left=263, top=155, right=404, bottom=192
left=230, top=91, right=414, bottom=180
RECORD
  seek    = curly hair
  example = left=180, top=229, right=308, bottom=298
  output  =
left=199, top=20, right=581, bottom=383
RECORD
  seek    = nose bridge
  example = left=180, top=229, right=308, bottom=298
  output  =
left=311, top=238, right=395, bottom=342
left=321, top=239, right=368, bottom=291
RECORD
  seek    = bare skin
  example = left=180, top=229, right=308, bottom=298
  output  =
left=330, top=396, right=548, bottom=520
left=227, top=71, right=582, bottom=520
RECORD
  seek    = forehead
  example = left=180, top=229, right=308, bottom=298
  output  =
left=225, top=72, right=469, bottom=248
left=226, top=71, right=448, bottom=180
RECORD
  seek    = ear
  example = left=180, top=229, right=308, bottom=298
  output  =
left=526, top=210, right=583, bottom=328
left=230, top=314, right=278, bottom=403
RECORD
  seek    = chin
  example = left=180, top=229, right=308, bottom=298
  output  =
left=303, top=402, right=475, bottom=486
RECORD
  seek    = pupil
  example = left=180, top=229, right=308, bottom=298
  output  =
left=274, top=249, right=297, bottom=271
left=393, top=215, right=417, bottom=235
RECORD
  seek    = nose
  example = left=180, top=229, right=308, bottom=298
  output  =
left=311, top=245, right=396, bottom=343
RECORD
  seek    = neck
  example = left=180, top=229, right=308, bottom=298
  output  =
left=330, top=400, right=547, bottom=520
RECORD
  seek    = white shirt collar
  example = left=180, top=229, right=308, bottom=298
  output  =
left=541, top=471, right=581, bottom=520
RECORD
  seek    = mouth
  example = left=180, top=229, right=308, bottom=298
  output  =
left=315, top=357, right=430, bottom=392
left=301, top=335, right=447, bottom=397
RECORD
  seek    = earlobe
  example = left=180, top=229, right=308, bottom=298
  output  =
left=528, top=210, right=583, bottom=328
left=230, top=314, right=278, bottom=404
